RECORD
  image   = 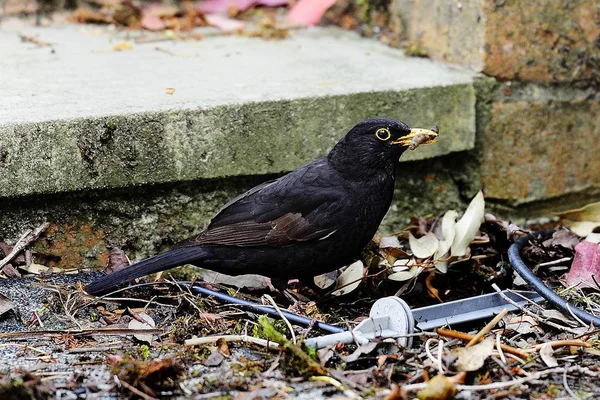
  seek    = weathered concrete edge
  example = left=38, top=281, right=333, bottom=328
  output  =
left=0, top=83, right=475, bottom=198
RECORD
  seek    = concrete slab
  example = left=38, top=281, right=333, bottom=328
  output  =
left=0, top=19, right=476, bottom=197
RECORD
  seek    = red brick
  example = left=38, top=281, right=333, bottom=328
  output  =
left=483, top=1, right=600, bottom=84
left=480, top=100, right=600, bottom=202
left=398, top=0, right=600, bottom=85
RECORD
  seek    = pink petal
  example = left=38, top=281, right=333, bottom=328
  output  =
left=143, top=4, right=179, bottom=17
left=256, top=0, right=289, bottom=6
left=141, top=14, right=165, bottom=31
left=196, top=0, right=257, bottom=14
left=286, top=0, right=336, bottom=26
left=566, top=241, right=600, bottom=289
left=204, top=14, right=246, bottom=31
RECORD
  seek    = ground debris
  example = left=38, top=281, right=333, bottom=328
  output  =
left=0, top=211, right=600, bottom=397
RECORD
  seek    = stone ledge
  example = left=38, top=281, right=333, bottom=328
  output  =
left=0, top=22, right=476, bottom=198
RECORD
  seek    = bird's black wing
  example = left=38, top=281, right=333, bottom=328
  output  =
left=176, top=160, right=345, bottom=248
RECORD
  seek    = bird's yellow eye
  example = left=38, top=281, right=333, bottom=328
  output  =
left=375, top=128, right=391, bottom=141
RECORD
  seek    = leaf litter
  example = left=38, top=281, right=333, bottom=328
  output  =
left=0, top=195, right=599, bottom=398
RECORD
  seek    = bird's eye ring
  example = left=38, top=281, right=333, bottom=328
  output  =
left=375, top=128, right=391, bottom=141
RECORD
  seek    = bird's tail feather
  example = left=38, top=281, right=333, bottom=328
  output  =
left=85, top=247, right=207, bottom=294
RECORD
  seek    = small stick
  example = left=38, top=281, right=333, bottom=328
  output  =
left=466, top=308, right=508, bottom=347
left=0, top=222, right=49, bottom=271
left=263, top=294, right=296, bottom=344
left=538, top=257, right=572, bottom=267
left=436, top=328, right=529, bottom=359
left=521, top=339, right=590, bottom=353
left=114, top=375, right=158, bottom=400
left=185, top=334, right=279, bottom=350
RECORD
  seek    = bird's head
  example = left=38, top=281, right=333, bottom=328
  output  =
left=328, top=118, right=438, bottom=172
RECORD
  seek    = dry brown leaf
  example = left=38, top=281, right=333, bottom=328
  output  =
left=451, top=191, right=485, bottom=257
left=425, top=272, right=442, bottom=302
left=331, top=260, right=363, bottom=296
left=129, top=312, right=156, bottom=343
left=454, top=336, right=494, bottom=372
left=417, top=374, right=457, bottom=400
left=539, top=343, right=558, bottom=367
left=409, top=231, right=439, bottom=259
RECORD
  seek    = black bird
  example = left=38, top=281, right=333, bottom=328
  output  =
left=85, top=118, right=438, bottom=294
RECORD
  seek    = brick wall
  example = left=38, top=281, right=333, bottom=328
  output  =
left=396, top=0, right=600, bottom=210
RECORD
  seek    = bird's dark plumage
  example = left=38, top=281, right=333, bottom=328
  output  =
left=85, top=118, right=437, bottom=294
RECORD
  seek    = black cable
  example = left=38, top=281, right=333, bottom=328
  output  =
left=186, top=284, right=345, bottom=334
left=508, top=229, right=600, bottom=327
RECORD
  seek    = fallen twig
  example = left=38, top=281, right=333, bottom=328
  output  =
left=0, top=327, right=162, bottom=340
left=521, top=339, right=590, bottom=353
left=492, top=284, right=582, bottom=334
left=466, top=308, right=508, bottom=347
left=114, top=375, right=158, bottom=400
left=185, top=334, right=279, bottom=350
left=436, top=328, right=529, bottom=359
left=402, top=365, right=599, bottom=392
left=263, top=294, right=296, bottom=344
left=0, top=222, right=49, bottom=272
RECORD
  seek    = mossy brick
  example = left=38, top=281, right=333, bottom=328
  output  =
left=479, top=99, right=600, bottom=205
left=395, top=0, right=600, bottom=86
left=0, top=152, right=480, bottom=269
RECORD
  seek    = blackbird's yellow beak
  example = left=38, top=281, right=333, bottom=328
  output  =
left=391, top=127, right=439, bottom=150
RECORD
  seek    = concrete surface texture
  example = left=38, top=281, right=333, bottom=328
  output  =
left=0, top=19, right=476, bottom=198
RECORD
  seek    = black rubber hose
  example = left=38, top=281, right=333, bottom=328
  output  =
left=508, top=229, right=600, bottom=326
left=187, top=284, right=345, bottom=334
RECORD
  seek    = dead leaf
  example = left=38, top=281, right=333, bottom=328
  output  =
left=384, top=384, right=407, bottom=400
left=331, top=260, right=364, bottom=296
left=566, top=240, right=600, bottom=289
left=388, top=259, right=422, bottom=282
left=197, top=0, right=289, bottom=14
left=286, top=0, right=336, bottom=26
left=417, top=374, right=457, bottom=400
left=317, top=347, right=335, bottom=366
left=565, top=221, right=600, bottom=237
left=505, top=316, right=543, bottom=335
left=451, top=191, right=485, bottom=257
left=204, top=349, right=224, bottom=366
left=0, top=293, right=15, bottom=316
left=204, top=14, right=245, bottom=31
left=539, top=343, right=558, bottom=367
left=558, top=202, right=600, bottom=236
left=542, top=309, right=579, bottom=327
left=380, top=235, right=401, bottom=249
left=339, top=342, right=378, bottom=362
left=2, top=264, right=21, bottom=278
left=441, top=210, right=458, bottom=244
left=141, top=14, right=165, bottom=31
left=165, top=87, right=175, bottom=95
left=454, top=336, right=494, bottom=372
left=433, top=209, right=457, bottom=272
left=543, top=230, right=580, bottom=250
left=409, top=232, right=439, bottom=259
left=425, top=272, right=441, bottom=302
left=558, top=201, right=600, bottom=222
left=20, top=263, right=61, bottom=274
left=128, top=312, right=156, bottom=343
left=104, top=248, right=130, bottom=274
left=199, top=270, right=270, bottom=289
left=216, top=338, right=231, bottom=357
left=313, top=271, right=337, bottom=290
